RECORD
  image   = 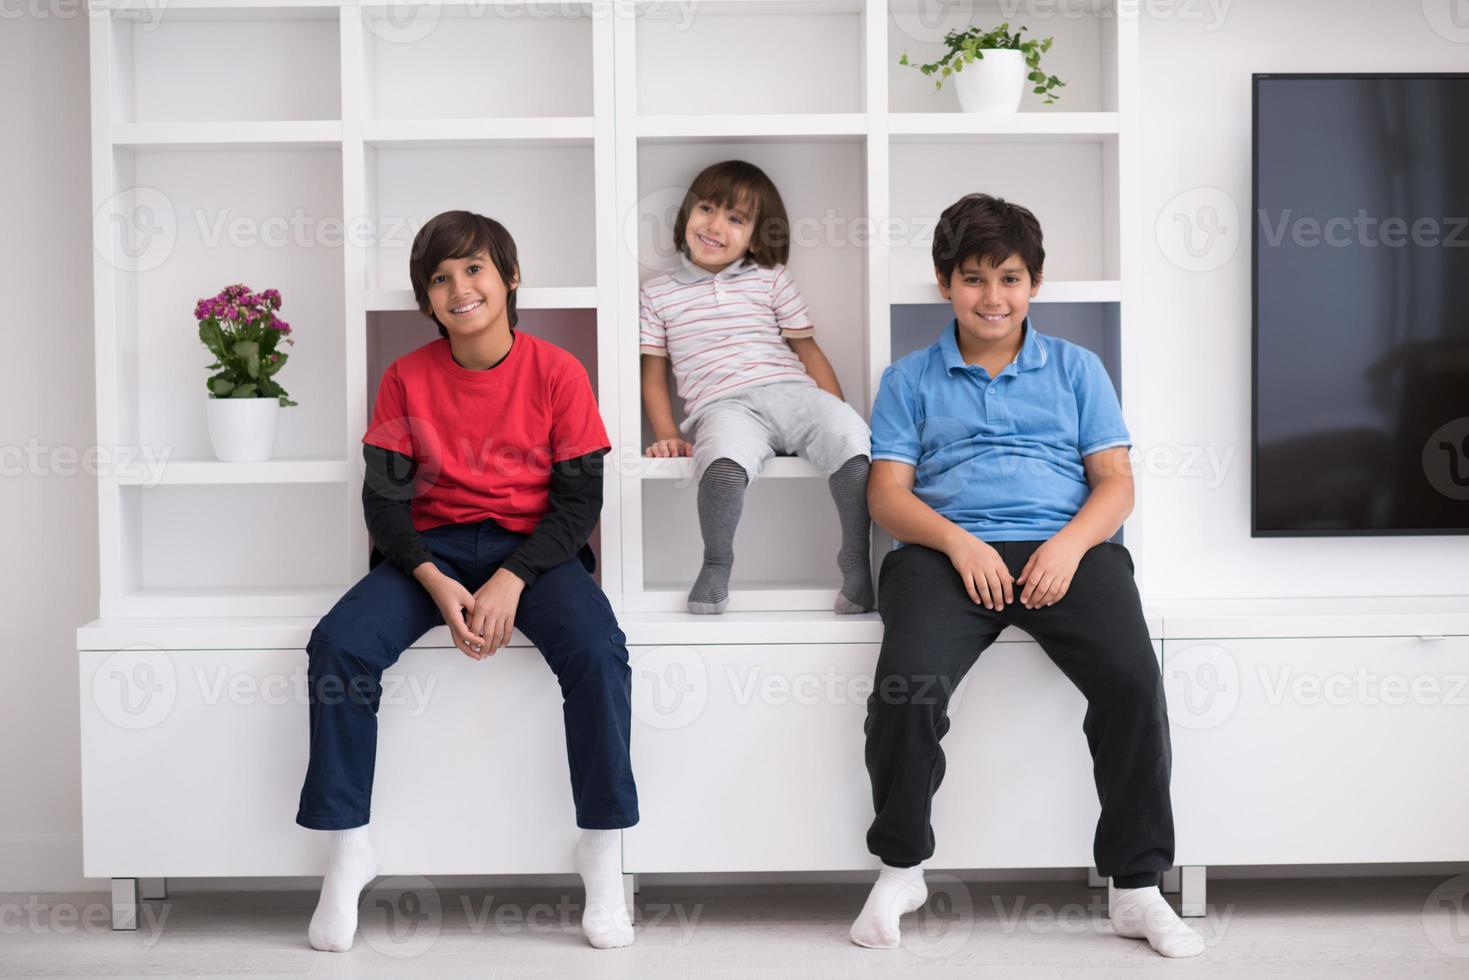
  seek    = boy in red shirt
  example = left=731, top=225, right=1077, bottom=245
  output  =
left=295, top=211, right=637, bottom=952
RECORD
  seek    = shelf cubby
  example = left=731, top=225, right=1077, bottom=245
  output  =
left=365, top=142, right=597, bottom=293
left=109, top=4, right=341, bottom=125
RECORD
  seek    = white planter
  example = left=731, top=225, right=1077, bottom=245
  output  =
left=952, top=48, right=1026, bottom=114
left=206, top=395, right=279, bottom=462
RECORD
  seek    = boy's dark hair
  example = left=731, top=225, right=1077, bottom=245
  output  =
left=674, top=160, right=791, bottom=267
left=409, top=210, right=520, bottom=340
left=932, top=193, right=1045, bottom=285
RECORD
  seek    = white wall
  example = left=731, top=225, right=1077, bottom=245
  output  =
left=0, top=10, right=98, bottom=890
left=3, top=1, right=1467, bottom=892
left=1133, top=0, right=1469, bottom=600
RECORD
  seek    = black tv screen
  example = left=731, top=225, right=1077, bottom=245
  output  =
left=1253, top=73, right=1469, bottom=536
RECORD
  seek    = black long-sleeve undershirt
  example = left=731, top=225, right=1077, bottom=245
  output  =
left=362, top=443, right=604, bottom=588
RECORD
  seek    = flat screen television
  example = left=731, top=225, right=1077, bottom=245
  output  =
left=1253, top=73, right=1469, bottom=536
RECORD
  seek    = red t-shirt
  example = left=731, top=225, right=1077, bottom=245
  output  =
left=363, top=333, right=610, bottom=534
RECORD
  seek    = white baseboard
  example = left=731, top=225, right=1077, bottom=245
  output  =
left=0, top=835, right=90, bottom=893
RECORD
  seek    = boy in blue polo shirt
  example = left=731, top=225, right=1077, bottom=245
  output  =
left=848, top=194, right=1204, bottom=958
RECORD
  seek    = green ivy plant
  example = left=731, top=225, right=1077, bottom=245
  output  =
left=899, top=23, right=1065, bottom=104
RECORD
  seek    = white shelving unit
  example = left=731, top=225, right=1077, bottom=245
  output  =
left=90, top=0, right=622, bottom=617
left=89, top=0, right=1138, bottom=615
left=615, top=0, right=1138, bottom=612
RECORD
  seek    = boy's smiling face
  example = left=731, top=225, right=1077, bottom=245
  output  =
left=937, top=251, right=1042, bottom=353
left=685, top=196, right=756, bottom=273
left=426, top=250, right=518, bottom=338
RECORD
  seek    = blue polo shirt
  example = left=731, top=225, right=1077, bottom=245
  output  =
left=870, top=317, right=1131, bottom=544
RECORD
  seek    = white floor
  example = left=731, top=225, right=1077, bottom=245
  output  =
left=2, top=876, right=1466, bottom=978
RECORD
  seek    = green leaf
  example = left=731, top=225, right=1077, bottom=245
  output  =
left=208, top=378, right=235, bottom=396
left=899, top=52, right=909, bottom=65
left=230, top=383, right=258, bottom=398
left=278, top=395, right=298, bottom=407
left=233, top=340, right=260, bottom=379
left=198, top=320, right=227, bottom=359
left=262, top=353, right=288, bottom=377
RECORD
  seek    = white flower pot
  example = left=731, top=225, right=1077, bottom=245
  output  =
left=206, top=395, right=279, bottom=462
left=952, top=48, right=1026, bottom=114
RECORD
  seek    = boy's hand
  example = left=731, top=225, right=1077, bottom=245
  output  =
left=419, top=570, right=486, bottom=656
left=945, top=532, right=1014, bottom=611
left=1016, top=533, right=1088, bottom=608
left=645, top=437, right=693, bottom=458
left=468, top=567, right=526, bottom=657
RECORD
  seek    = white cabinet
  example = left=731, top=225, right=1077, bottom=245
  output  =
left=79, top=645, right=578, bottom=878
left=624, top=638, right=1159, bottom=872
left=1167, top=635, right=1469, bottom=865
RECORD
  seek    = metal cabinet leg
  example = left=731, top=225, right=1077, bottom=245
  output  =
left=1180, top=865, right=1207, bottom=917
left=1087, top=867, right=1105, bottom=887
left=1162, top=866, right=1182, bottom=894
left=140, top=878, right=167, bottom=900
left=111, top=878, right=138, bottom=931
left=622, top=873, right=636, bottom=925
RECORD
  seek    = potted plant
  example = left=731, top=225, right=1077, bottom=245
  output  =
left=194, top=283, right=297, bottom=462
left=900, top=23, right=1064, bottom=114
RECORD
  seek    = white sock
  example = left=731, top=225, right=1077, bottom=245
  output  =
left=308, top=826, right=379, bottom=952
left=1110, top=885, right=1205, bottom=957
left=574, top=829, right=633, bottom=949
left=849, top=863, right=927, bottom=949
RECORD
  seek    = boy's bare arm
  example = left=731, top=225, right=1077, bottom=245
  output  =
left=640, top=353, right=683, bottom=443
left=867, top=459, right=968, bottom=554
left=787, top=336, right=844, bottom=400
left=1054, top=446, right=1135, bottom=549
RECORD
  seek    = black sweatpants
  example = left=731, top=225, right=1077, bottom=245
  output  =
left=863, top=539, right=1173, bottom=888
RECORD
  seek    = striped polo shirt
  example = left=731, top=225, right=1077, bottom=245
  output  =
left=639, top=254, right=817, bottom=420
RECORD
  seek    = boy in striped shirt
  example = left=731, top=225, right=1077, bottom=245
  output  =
left=640, top=160, right=874, bottom=615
